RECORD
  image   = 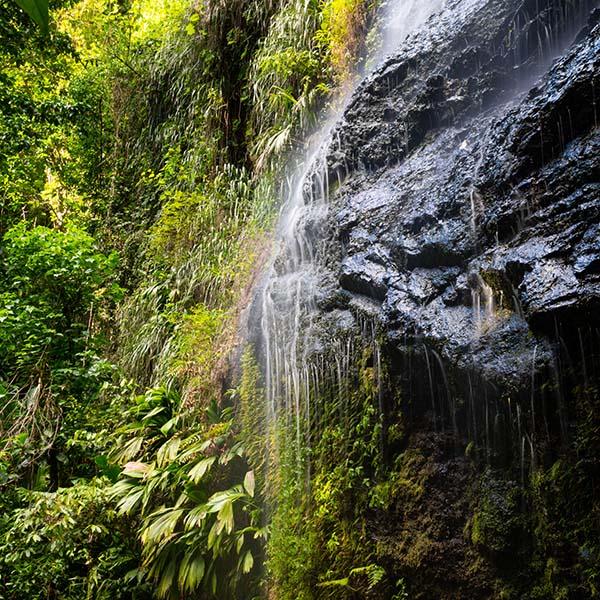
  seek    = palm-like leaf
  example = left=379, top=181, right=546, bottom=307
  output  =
left=110, top=385, right=264, bottom=599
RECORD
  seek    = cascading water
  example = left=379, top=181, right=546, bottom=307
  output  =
left=254, top=0, right=600, bottom=482
left=381, top=0, right=445, bottom=53
left=258, top=0, right=447, bottom=480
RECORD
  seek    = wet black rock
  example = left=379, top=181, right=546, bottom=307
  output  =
left=285, top=4, right=600, bottom=591
left=315, top=0, right=600, bottom=390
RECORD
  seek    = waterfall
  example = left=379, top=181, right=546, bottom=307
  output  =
left=258, top=0, right=446, bottom=480
left=379, top=0, right=445, bottom=60
left=248, top=0, right=600, bottom=594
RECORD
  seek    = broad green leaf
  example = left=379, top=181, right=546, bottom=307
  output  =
left=216, top=498, right=234, bottom=535
left=183, top=504, right=208, bottom=529
left=14, top=0, right=49, bottom=34
left=115, top=486, right=144, bottom=514
left=156, top=437, right=181, bottom=467
left=142, top=404, right=168, bottom=422
left=159, top=416, right=179, bottom=436
left=243, top=470, right=255, bottom=497
left=178, top=552, right=205, bottom=594
left=187, top=456, right=216, bottom=483
left=113, top=436, right=144, bottom=463
left=142, top=508, right=185, bottom=544
left=241, top=550, right=254, bottom=574
left=156, top=557, right=177, bottom=599
left=177, top=439, right=213, bottom=462
left=207, top=520, right=219, bottom=550
left=254, top=525, right=270, bottom=540
left=220, top=440, right=244, bottom=464
left=206, top=486, right=245, bottom=513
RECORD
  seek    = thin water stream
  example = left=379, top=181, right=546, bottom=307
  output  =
left=258, top=0, right=447, bottom=477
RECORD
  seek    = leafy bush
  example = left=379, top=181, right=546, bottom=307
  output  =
left=0, top=477, right=150, bottom=600
left=0, top=0, right=384, bottom=597
left=110, top=386, right=266, bottom=599
left=0, top=223, right=122, bottom=488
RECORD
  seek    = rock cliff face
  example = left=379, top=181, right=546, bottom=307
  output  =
left=322, top=0, right=600, bottom=386
left=258, top=0, right=600, bottom=597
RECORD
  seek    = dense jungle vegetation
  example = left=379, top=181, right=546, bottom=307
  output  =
left=4, top=1, right=599, bottom=599
left=0, top=0, right=378, bottom=598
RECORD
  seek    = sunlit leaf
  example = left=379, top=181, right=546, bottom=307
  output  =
left=142, top=508, right=185, bottom=544
left=155, top=556, right=177, bottom=599
left=156, top=437, right=181, bottom=467
left=187, top=456, right=216, bottom=483
left=114, top=485, right=144, bottom=514
left=243, top=470, right=255, bottom=497
left=207, top=520, right=218, bottom=550
left=241, top=550, right=254, bottom=574
left=216, top=498, right=234, bottom=535
left=123, top=461, right=150, bottom=477
left=183, top=504, right=208, bottom=529
left=206, top=486, right=245, bottom=513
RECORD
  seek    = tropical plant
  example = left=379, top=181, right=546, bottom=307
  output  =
left=0, top=0, right=384, bottom=597
left=0, top=476, right=150, bottom=600
left=110, top=386, right=267, bottom=599
left=13, top=0, right=49, bottom=34
left=0, top=223, right=122, bottom=489
left=248, top=0, right=329, bottom=170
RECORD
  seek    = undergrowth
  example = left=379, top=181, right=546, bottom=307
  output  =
left=0, top=0, right=381, bottom=597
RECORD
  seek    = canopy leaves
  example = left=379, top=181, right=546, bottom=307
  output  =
left=14, top=0, right=48, bottom=34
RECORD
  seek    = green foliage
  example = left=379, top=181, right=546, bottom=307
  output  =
left=238, top=346, right=271, bottom=491
left=118, top=164, right=274, bottom=393
left=264, top=425, right=315, bottom=599
left=315, top=0, right=374, bottom=82
left=248, top=0, right=328, bottom=170
left=110, top=385, right=266, bottom=599
left=0, top=222, right=120, bottom=391
left=264, top=341, right=399, bottom=599
left=14, top=0, right=48, bottom=34
left=317, top=564, right=386, bottom=593
left=248, top=0, right=377, bottom=169
left=469, top=472, right=522, bottom=556
left=0, top=477, right=150, bottom=600
left=528, top=421, right=600, bottom=596
left=391, top=579, right=409, bottom=600
left=2, top=222, right=120, bottom=310
left=0, top=222, right=122, bottom=488
left=368, top=447, right=425, bottom=511
left=0, top=0, right=384, bottom=597
left=0, top=2, right=104, bottom=232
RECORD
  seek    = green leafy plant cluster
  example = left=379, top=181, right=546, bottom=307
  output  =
left=0, top=477, right=149, bottom=600
left=0, top=0, right=102, bottom=231
left=262, top=340, right=403, bottom=599
left=13, top=0, right=49, bottom=34
left=109, top=386, right=267, bottom=599
left=0, top=223, right=122, bottom=490
left=248, top=0, right=376, bottom=170
left=527, top=383, right=600, bottom=598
